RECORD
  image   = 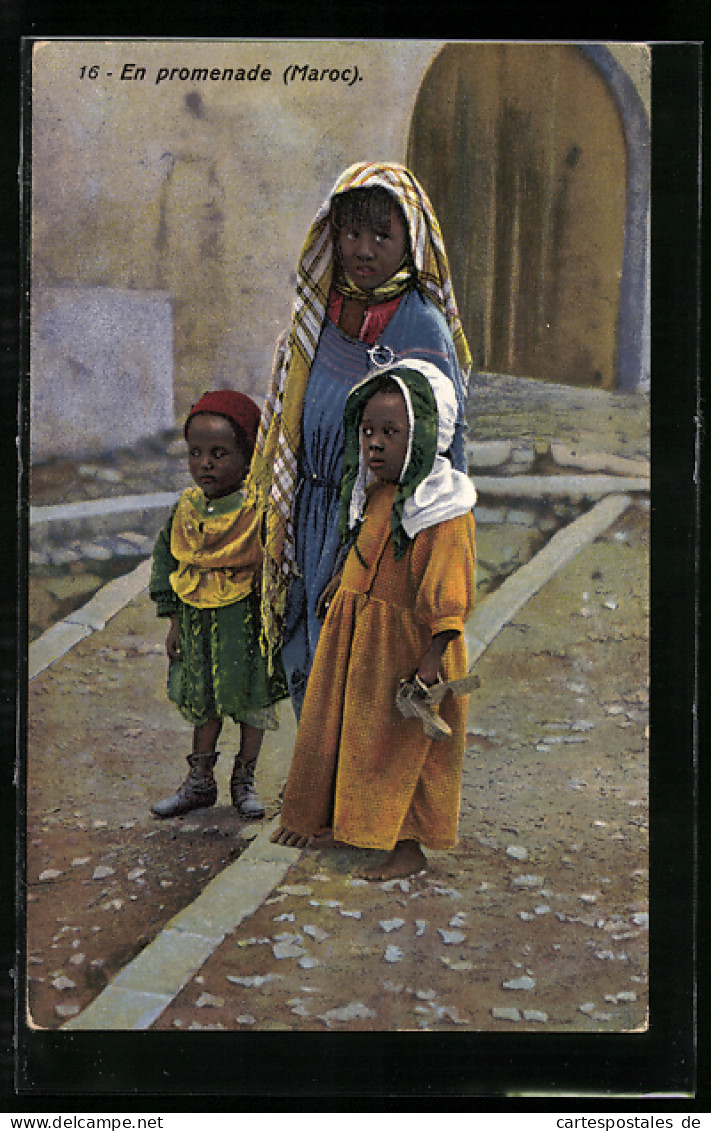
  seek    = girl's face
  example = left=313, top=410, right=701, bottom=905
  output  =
left=337, top=204, right=408, bottom=291
left=186, top=413, right=249, bottom=499
left=360, top=389, right=409, bottom=483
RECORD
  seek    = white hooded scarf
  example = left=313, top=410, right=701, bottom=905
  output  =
left=348, top=359, right=477, bottom=538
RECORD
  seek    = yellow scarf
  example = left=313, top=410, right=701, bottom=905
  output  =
left=245, top=161, right=472, bottom=663
left=169, top=487, right=261, bottom=609
left=333, top=258, right=414, bottom=304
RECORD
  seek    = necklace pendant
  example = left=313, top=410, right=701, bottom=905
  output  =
left=367, top=343, right=396, bottom=369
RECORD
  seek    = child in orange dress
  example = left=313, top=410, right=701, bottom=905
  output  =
left=272, top=360, right=477, bottom=880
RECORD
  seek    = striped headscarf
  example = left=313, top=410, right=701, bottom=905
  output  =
left=245, top=161, right=471, bottom=660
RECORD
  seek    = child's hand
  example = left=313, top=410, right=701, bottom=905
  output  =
left=415, top=655, right=440, bottom=687
left=166, top=616, right=182, bottom=661
left=316, top=572, right=342, bottom=620
left=416, top=630, right=459, bottom=686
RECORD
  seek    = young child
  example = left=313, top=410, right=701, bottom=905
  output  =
left=149, top=389, right=287, bottom=820
left=271, top=360, right=477, bottom=880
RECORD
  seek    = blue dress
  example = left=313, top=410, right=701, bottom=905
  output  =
left=281, top=288, right=468, bottom=714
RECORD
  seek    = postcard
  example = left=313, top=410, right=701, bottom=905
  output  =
left=18, top=38, right=698, bottom=1101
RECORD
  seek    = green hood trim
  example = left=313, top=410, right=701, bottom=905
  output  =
left=339, top=366, right=438, bottom=559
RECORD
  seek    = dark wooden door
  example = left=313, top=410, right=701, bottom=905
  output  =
left=408, top=43, right=628, bottom=389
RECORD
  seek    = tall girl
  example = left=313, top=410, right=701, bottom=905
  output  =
left=245, top=162, right=472, bottom=715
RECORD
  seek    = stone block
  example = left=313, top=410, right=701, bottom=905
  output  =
left=550, top=441, right=650, bottom=477
left=28, top=621, right=92, bottom=680
left=61, top=985, right=174, bottom=1031
left=65, top=559, right=151, bottom=630
left=170, top=853, right=295, bottom=938
left=31, top=287, right=174, bottom=462
left=473, top=507, right=507, bottom=525
left=466, top=440, right=512, bottom=469
left=505, top=508, right=537, bottom=527
left=110, top=929, right=221, bottom=996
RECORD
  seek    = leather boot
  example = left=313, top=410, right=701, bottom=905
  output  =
left=230, top=755, right=265, bottom=819
left=151, top=751, right=219, bottom=818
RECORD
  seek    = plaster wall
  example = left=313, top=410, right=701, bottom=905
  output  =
left=31, top=39, right=441, bottom=456
left=30, top=40, right=649, bottom=461
left=31, top=287, right=174, bottom=461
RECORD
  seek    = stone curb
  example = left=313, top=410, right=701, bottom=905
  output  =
left=62, top=818, right=299, bottom=1030
left=465, top=493, right=632, bottom=662
left=30, top=495, right=180, bottom=559
left=466, top=439, right=650, bottom=479
left=30, top=474, right=648, bottom=534
left=472, top=474, right=648, bottom=500
left=28, top=559, right=153, bottom=680
left=30, top=492, right=180, bottom=527
left=28, top=474, right=648, bottom=564
left=27, top=621, right=94, bottom=683
left=55, top=492, right=634, bottom=1031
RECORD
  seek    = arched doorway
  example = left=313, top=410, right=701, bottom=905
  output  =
left=407, top=42, right=649, bottom=390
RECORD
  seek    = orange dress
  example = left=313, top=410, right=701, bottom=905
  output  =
left=280, top=481, right=476, bottom=851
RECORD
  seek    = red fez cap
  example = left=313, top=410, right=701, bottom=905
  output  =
left=185, top=389, right=261, bottom=450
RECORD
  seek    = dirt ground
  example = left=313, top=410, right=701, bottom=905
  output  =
left=24, top=501, right=649, bottom=1033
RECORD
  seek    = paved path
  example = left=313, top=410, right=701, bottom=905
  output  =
left=33, top=492, right=646, bottom=1031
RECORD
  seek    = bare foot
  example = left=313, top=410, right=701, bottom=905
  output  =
left=357, top=839, right=427, bottom=882
left=307, top=827, right=340, bottom=849
left=270, top=826, right=310, bottom=848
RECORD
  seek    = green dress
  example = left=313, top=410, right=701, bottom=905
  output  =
left=149, top=489, right=287, bottom=729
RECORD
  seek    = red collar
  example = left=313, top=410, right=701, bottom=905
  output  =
left=327, top=290, right=403, bottom=345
